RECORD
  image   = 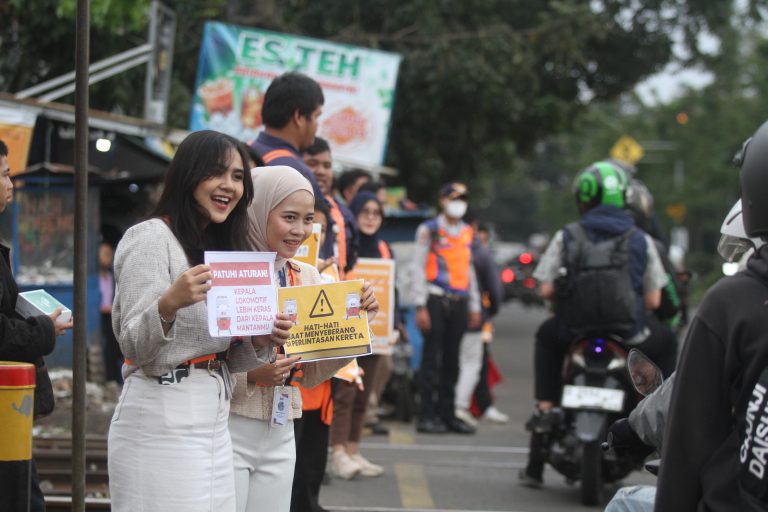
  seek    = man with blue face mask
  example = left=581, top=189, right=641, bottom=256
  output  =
left=411, top=183, right=482, bottom=434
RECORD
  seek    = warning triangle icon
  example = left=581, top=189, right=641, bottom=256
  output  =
left=309, top=289, right=335, bottom=318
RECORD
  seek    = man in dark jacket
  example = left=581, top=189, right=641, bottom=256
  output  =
left=519, top=161, right=672, bottom=487
left=657, top=121, right=768, bottom=511
left=0, top=139, right=72, bottom=511
left=249, top=71, right=323, bottom=198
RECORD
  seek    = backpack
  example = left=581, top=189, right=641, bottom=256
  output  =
left=555, top=222, right=638, bottom=338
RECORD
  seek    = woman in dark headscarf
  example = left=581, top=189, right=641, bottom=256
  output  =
left=329, top=191, right=394, bottom=479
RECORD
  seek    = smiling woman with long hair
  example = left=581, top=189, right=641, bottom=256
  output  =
left=108, top=130, right=275, bottom=511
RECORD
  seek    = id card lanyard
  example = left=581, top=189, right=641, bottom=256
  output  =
left=271, top=263, right=298, bottom=427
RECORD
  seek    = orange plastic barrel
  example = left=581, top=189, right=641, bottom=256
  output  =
left=0, top=362, right=36, bottom=461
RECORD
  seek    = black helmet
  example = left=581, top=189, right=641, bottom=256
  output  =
left=625, top=179, right=654, bottom=231
left=739, top=121, right=768, bottom=237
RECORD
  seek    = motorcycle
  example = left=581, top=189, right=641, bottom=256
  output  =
left=537, top=335, right=646, bottom=505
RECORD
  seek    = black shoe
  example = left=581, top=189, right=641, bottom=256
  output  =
left=368, top=422, right=390, bottom=435
left=518, top=468, right=543, bottom=489
left=524, top=408, right=563, bottom=434
left=417, top=417, right=448, bottom=434
left=444, top=416, right=476, bottom=434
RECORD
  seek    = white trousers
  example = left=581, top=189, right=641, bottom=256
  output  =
left=108, top=367, right=235, bottom=512
left=229, top=412, right=296, bottom=512
left=454, top=331, right=484, bottom=410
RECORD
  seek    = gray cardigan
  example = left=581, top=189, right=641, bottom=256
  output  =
left=112, top=218, right=268, bottom=378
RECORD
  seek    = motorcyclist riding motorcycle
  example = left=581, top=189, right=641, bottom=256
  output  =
left=603, top=197, right=764, bottom=512
left=520, top=161, right=674, bottom=489
left=657, top=121, right=768, bottom=511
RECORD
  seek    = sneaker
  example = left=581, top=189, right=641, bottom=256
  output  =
left=444, top=416, right=476, bottom=434
left=518, top=468, right=543, bottom=489
left=331, top=451, right=362, bottom=480
left=350, top=453, right=384, bottom=477
left=417, top=417, right=448, bottom=434
left=482, top=406, right=509, bottom=424
left=454, top=408, right=479, bottom=428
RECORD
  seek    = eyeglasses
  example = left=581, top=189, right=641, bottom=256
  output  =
left=360, top=208, right=382, bottom=218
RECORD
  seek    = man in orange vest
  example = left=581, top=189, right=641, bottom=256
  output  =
left=411, top=183, right=482, bottom=434
left=249, top=71, right=324, bottom=198
left=302, top=137, right=359, bottom=277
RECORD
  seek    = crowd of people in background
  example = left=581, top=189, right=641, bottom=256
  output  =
left=6, top=59, right=768, bottom=512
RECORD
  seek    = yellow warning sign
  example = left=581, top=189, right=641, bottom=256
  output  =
left=610, top=135, right=645, bottom=165
left=279, top=280, right=371, bottom=361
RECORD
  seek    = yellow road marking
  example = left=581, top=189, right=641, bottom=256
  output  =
left=389, top=426, right=415, bottom=445
left=395, top=463, right=435, bottom=509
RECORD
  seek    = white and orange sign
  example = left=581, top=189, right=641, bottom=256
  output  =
left=204, top=251, right=277, bottom=337
left=348, top=258, right=395, bottom=355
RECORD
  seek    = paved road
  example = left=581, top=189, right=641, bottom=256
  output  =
left=320, top=302, right=655, bottom=511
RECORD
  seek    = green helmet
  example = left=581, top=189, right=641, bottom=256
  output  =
left=573, top=161, right=629, bottom=211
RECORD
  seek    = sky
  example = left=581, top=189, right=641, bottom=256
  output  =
left=635, top=65, right=714, bottom=105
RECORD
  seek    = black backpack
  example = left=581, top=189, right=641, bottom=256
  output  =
left=555, top=222, right=638, bottom=338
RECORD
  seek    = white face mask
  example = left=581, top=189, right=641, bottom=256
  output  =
left=445, top=199, right=468, bottom=219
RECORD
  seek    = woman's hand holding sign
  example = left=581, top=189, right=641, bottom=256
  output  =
left=247, top=353, right=301, bottom=386
left=252, top=312, right=294, bottom=348
left=361, top=281, right=379, bottom=322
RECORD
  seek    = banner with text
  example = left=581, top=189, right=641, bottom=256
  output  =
left=348, top=258, right=395, bottom=355
left=279, top=279, right=371, bottom=361
left=204, top=251, right=277, bottom=337
left=191, top=22, right=402, bottom=166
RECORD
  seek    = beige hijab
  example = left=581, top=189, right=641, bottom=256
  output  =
left=247, top=165, right=314, bottom=270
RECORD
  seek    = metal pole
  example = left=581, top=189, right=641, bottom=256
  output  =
left=14, top=43, right=151, bottom=99
left=73, top=0, right=89, bottom=510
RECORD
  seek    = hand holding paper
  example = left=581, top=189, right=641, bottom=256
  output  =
left=360, top=281, right=379, bottom=322
left=160, top=264, right=212, bottom=317
left=247, top=353, right=301, bottom=387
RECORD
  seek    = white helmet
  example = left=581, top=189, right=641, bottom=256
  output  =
left=718, top=199, right=766, bottom=262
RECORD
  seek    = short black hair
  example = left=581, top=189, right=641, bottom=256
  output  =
left=338, top=168, right=371, bottom=195
left=0, top=139, right=7, bottom=157
left=261, top=72, right=324, bottom=129
left=150, top=130, right=254, bottom=265
left=314, top=197, right=331, bottom=220
left=303, top=136, right=331, bottom=157
left=359, top=180, right=384, bottom=195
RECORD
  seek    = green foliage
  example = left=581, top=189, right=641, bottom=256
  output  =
left=1, top=0, right=765, bottom=254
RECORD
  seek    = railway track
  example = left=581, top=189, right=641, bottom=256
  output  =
left=33, top=435, right=111, bottom=511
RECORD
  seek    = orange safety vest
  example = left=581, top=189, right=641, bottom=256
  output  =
left=325, top=195, right=348, bottom=279
left=378, top=240, right=392, bottom=260
left=297, top=380, right=334, bottom=425
left=425, top=221, right=474, bottom=294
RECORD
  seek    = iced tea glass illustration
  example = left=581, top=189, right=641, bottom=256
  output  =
left=216, top=296, right=232, bottom=335
left=199, top=78, right=234, bottom=116
left=345, top=293, right=361, bottom=319
left=284, top=299, right=298, bottom=325
left=240, top=87, right=264, bottom=128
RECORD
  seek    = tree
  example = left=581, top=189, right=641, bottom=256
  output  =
left=1, top=0, right=763, bottom=206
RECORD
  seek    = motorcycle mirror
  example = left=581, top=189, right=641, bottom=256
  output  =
left=627, top=349, right=663, bottom=396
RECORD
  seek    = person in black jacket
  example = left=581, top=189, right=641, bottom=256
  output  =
left=0, top=139, right=72, bottom=511
left=656, top=121, right=768, bottom=511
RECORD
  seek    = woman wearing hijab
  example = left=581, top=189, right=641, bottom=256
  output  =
left=229, top=166, right=379, bottom=512
left=329, top=191, right=391, bottom=480
left=108, top=131, right=273, bottom=511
